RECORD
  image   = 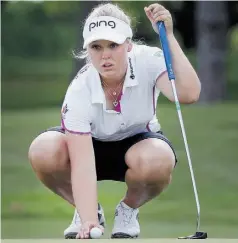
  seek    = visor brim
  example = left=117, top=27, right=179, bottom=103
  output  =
left=83, top=32, right=128, bottom=49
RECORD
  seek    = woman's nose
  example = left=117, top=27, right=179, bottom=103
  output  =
left=102, top=48, right=111, bottom=59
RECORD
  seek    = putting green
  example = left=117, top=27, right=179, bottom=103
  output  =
left=2, top=239, right=238, bottom=243
left=2, top=105, right=238, bottom=239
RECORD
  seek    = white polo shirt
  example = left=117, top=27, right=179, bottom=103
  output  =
left=61, top=44, right=167, bottom=141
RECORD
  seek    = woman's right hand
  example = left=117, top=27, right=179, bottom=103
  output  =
left=76, top=221, right=104, bottom=239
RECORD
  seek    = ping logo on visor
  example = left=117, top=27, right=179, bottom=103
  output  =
left=89, top=20, right=116, bottom=32
left=83, top=16, right=133, bottom=48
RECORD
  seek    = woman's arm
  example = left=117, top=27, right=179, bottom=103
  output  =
left=61, top=75, right=103, bottom=238
left=144, top=3, right=201, bottom=104
left=66, top=132, right=98, bottom=226
left=156, top=34, right=201, bottom=103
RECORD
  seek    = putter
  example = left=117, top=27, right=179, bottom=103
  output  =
left=156, top=22, right=208, bottom=240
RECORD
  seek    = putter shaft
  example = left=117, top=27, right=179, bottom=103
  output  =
left=170, top=79, right=201, bottom=232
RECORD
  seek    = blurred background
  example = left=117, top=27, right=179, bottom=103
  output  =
left=1, top=0, right=238, bottom=239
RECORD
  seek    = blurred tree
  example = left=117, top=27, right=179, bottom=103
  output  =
left=195, top=1, right=228, bottom=102
left=173, top=1, right=195, bottom=49
left=115, top=1, right=155, bottom=42
left=1, top=0, right=7, bottom=12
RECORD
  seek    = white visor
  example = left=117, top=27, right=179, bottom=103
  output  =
left=83, top=16, right=133, bottom=49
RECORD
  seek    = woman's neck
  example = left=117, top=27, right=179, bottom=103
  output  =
left=100, top=63, right=128, bottom=88
left=101, top=76, right=124, bottom=88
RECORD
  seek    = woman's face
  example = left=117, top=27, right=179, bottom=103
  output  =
left=87, top=40, right=132, bottom=81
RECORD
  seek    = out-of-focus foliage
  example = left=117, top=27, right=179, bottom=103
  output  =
left=2, top=1, right=80, bottom=58
left=230, top=25, right=238, bottom=51
left=1, top=1, right=238, bottom=109
left=115, top=1, right=184, bottom=41
left=2, top=1, right=238, bottom=59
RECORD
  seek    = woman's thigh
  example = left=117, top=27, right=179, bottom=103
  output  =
left=125, top=131, right=177, bottom=166
left=30, top=126, right=69, bottom=172
left=124, top=139, right=176, bottom=180
left=38, top=126, right=128, bottom=182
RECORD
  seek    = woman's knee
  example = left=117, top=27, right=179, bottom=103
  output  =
left=125, top=139, right=175, bottom=183
left=28, top=131, right=69, bottom=173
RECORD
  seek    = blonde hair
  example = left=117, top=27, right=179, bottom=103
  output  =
left=73, top=3, right=133, bottom=61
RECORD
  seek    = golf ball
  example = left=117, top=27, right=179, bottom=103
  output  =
left=90, top=227, right=103, bottom=239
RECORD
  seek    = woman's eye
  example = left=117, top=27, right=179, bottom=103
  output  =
left=91, top=45, right=101, bottom=50
left=110, top=43, right=118, bottom=49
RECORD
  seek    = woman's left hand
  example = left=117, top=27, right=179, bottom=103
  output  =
left=144, top=3, right=173, bottom=36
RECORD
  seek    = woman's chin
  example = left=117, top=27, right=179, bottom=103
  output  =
left=101, top=70, right=115, bottom=79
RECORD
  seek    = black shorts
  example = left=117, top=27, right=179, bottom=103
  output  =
left=42, top=126, right=177, bottom=182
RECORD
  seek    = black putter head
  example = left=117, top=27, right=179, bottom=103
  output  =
left=178, top=231, right=208, bottom=239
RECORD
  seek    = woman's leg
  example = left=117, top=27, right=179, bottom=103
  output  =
left=124, top=138, right=176, bottom=208
left=111, top=133, right=176, bottom=238
left=28, top=130, right=74, bottom=205
left=28, top=128, right=106, bottom=238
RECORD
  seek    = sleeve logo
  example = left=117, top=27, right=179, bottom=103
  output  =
left=153, top=50, right=163, bottom=57
left=61, top=104, right=69, bottom=119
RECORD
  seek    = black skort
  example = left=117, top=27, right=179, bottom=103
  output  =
left=41, top=126, right=177, bottom=182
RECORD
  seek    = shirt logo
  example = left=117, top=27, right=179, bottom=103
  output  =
left=61, top=104, right=69, bottom=120
left=153, top=50, right=163, bottom=57
left=79, top=64, right=90, bottom=74
left=128, top=57, right=135, bottom=79
left=89, top=20, right=116, bottom=32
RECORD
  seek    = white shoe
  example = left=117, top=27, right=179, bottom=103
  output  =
left=111, top=201, right=140, bottom=238
left=64, top=203, right=106, bottom=239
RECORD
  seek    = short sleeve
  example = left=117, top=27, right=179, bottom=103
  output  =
left=143, top=46, right=167, bottom=85
left=61, top=83, right=92, bottom=134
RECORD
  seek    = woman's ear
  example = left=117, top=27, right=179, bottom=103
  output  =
left=127, top=40, right=133, bottom=52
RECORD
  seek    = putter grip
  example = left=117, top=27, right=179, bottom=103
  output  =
left=156, top=22, right=175, bottom=80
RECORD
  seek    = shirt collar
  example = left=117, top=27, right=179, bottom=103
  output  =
left=91, top=67, right=105, bottom=104
left=90, top=50, right=138, bottom=104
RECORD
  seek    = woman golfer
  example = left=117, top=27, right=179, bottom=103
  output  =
left=28, top=2, right=201, bottom=239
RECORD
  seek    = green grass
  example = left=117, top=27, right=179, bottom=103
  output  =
left=1, top=80, right=69, bottom=110
left=1, top=57, right=72, bottom=110
left=1, top=103, right=238, bottom=239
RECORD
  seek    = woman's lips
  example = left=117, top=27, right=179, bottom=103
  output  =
left=102, top=63, right=114, bottom=70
